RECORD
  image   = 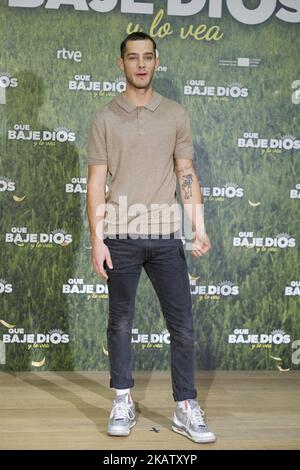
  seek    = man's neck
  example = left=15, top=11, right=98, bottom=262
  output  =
left=123, top=85, right=154, bottom=107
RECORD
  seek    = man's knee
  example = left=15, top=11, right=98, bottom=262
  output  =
left=107, top=316, right=133, bottom=336
left=169, top=326, right=195, bottom=344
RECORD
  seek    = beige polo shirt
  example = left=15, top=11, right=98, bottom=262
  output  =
left=88, top=91, right=193, bottom=236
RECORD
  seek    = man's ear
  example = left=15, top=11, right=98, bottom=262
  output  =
left=117, top=57, right=124, bottom=71
left=155, top=57, right=160, bottom=70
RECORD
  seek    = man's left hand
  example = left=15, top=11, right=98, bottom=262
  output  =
left=191, top=232, right=211, bottom=257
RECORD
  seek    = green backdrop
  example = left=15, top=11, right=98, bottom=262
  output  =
left=0, top=0, right=299, bottom=372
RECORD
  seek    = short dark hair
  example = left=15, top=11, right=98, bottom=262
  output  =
left=120, top=32, right=157, bottom=59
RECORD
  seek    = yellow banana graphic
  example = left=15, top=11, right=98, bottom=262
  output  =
left=270, top=355, right=282, bottom=361
left=277, top=365, right=290, bottom=372
left=0, top=319, right=16, bottom=329
left=13, top=195, right=26, bottom=202
left=32, top=357, right=46, bottom=368
left=248, top=200, right=261, bottom=207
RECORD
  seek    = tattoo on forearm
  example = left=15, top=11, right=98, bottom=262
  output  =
left=182, top=173, right=193, bottom=199
left=176, top=163, right=193, bottom=175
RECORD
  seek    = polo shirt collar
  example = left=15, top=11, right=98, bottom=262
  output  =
left=115, top=91, right=162, bottom=113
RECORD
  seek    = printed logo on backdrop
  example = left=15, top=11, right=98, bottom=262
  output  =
left=62, top=278, right=108, bottom=299
left=154, top=49, right=168, bottom=74
left=290, top=184, right=300, bottom=199
left=0, top=72, right=18, bottom=89
left=292, top=80, right=300, bottom=105
left=8, top=1, right=300, bottom=26
left=65, top=178, right=109, bottom=194
left=202, top=183, right=244, bottom=202
left=238, top=132, right=300, bottom=155
left=132, top=328, right=170, bottom=350
left=8, top=124, right=76, bottom=146
left=57, top=48, right=82, bottom=63
left=219, top=57, right=261, bottom=68
left=285, top=281, right=300, bottom=297
left=233, top=232, right=296, bottom=252
left=189, top=275, right=239, bottom=299
left=0, top=280, right=13, bottom=294
left=1, top=327, right=69, bottom=348
left=0, top=320, right=70, bottom=367
left=0, top=177, right=25, bottom=203
left=0, top=177, right=16, bottom=193
left=0, top=71, right=18, bottom=104
left=66, top=177, right=87, bottom=194
left=184, top=80, right=248, bottom=101
left=292, top=341, right=300, bottom=366
left=228, top=328, right=291, bottom=350
left=155, top=65, right=168, bottom=74
left=69, top=74, right=126, bottom=97
left=5, top=227, right=72, bottom=248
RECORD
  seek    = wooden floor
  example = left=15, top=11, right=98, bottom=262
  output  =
left=0, top=371, right=299, bottom=450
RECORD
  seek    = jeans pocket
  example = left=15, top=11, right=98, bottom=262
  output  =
left=179, top=244, right=186, bottom=261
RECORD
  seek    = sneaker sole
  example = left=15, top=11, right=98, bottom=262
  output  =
left=172, top=425, right=216, bottom=444
left=107, top=420, right=136, bottom=437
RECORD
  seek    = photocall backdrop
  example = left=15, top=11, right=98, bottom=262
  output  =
left=0, top=0, right=299, bottom=373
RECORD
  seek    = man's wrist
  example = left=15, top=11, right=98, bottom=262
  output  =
left=193, top=228, right=206, bottom=241
left=90, top=233, right=105, bottom=246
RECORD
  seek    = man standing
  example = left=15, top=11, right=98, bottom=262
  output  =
left=87, top=32, right=216, bottom=444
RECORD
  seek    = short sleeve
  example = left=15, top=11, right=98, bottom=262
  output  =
left=88, top=112, right=108, bottom=165
left=173, top=108, right=194, bottom=160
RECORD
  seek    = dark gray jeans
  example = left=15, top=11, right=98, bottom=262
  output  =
left=103, top=233, right=197, bottom=402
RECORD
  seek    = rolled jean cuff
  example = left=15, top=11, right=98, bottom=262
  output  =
left=173, top=389, right=197, bottom=402
left=110, top=378, right=134, bottom=389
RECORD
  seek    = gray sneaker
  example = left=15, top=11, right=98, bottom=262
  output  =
left=107, top=393, right=136, bottom=436
left=172, top=399, right=216, bottom=443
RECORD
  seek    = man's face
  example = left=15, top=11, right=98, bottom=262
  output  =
left=118, top=39, right=159, bottom=90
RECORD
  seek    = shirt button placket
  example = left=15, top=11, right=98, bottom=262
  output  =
left=137, top=107, right=145, bottom=135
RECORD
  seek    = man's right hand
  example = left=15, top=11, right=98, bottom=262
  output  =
left=91, top=240, right=113, bottom=280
